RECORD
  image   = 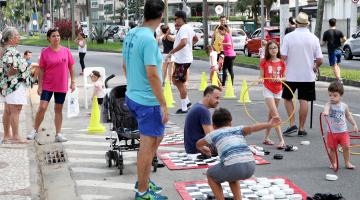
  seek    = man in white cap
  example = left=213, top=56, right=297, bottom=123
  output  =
left=280, top=12, right=323, bottom=137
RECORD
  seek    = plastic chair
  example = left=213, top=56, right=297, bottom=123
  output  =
left=83, top=67, right=106, bottom=109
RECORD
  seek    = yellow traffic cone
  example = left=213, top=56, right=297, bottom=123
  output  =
left=224, top=75, right=236, bottom=99
left=211, top=72, right=220, bottom=87
left=199, top=72, right=208, bottom=91
left=88, top=96, right=106, bottom=134
left=164, top=79, right=174, bottom=108
left=238, top=79, right=252, bottom=103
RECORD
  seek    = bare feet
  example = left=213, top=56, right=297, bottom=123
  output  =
left=12, top=137, right=30, bottom=144
left=262, top=139, right=274, bottom=145
left=329, top=163, right=338, bottom=169
left=345, top=163, right=356, bottom=169
left=276, top=141, right=286, bottom=150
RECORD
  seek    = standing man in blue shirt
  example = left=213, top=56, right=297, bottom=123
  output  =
left=122, top=1, right=169, bottom=199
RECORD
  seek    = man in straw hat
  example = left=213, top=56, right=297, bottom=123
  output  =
left=280, top=12, right=323, bottom=137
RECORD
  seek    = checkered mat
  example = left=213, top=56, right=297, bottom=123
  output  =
left=175, top=177, right=307, bottom=200
left=158, top=152, right=270, bottom=170
left=160, top=131, right=184, bottom=146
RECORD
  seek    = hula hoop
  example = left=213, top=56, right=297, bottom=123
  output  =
left=242, top=78, right=296, bottom=126
left=319, top=112, right=339, bottom=172
left=338, top=144, right=360, bottom=155
left=349, top=130, right=360, bottom=139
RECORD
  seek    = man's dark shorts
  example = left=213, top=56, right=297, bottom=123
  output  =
left=125, top=96, right=164, bottom=137
left=40, top=90, right=67, bottom=104
left=328, top=49, right=342, bottom=66
left=282, top=81, right=316, bottom=101
left=173, top=63, right=191, bottom=82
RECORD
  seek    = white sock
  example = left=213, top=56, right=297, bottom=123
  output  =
left=181, top=99, right=187, bottom=111
left=185, top=96, right=190, bottom=104
left=137, top=191, right=146, bottom=196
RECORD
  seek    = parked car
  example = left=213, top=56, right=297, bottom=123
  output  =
left=114, top=26, right=129, bottom=42
left=244, top=27, right=280, bottom=57
left=80, top=21, right=89, bottom=36
left=231, top=28, right=247, bottom=52
left=343, top=31, right=360, bottom=60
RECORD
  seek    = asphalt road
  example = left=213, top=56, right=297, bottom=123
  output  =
left=19, top=45, right=360, bottom=199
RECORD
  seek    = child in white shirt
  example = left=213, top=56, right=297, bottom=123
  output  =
left=207, top=45, right=221, bottom=86
left=90, top=70, right=106, bottom=105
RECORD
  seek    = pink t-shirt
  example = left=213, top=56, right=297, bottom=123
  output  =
left=39, top=46, right=74, bottom=93
left=223, top=34, right=236, bottom=57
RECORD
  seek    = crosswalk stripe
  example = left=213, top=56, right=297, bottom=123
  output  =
left=66, top=149, right=106, bottom=155
left=72, top=167, right=117, bottom=174
left=76, top=180, right=134, bottom=190
left=65, top=133, right=111, bottom=139
left=81, top=194, right=112, bottom=200
left=68, top=157, right=136, bottom=165
left=64, top=141, right=109, bottom=146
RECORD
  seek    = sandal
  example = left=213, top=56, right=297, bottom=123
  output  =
left=277, top=144, right=286, bottom=150
left=11, top=139, right=29, bottom=144
left=284, top=145, right=298, bottom=151
left=263, top=139, right=274, bottom=145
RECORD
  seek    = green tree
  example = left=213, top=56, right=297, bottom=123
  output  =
left=236, top=0, right=277, bottom=27
left=128, top=0, right=144, bottom=22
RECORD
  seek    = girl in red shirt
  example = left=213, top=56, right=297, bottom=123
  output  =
left=259, top=41, right=286, bottom=149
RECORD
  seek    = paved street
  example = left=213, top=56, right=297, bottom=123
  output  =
left=12, top=46, right=360, bottom=199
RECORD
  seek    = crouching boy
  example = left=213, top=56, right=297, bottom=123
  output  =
left=196, top=107, right=281, bottom=200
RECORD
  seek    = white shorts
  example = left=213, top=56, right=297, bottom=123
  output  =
left=162, top=54, right=174, bottom=63
left=263, top=87, right=282, bottom=99
left=5, top=84, right=27, bottom=105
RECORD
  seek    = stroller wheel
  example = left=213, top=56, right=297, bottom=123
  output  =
left=105, top=151, right=112, bottom=168
left=152, top=156, right=158, bottom=172
left=113, top=151, right=119, bottom=167
left=119, top=169, right=123, bottom=175
left=118, top=154, right=124, bottom=175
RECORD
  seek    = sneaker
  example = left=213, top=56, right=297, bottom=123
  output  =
left=175, top=109, right=188, bottom=114
left=186, top=102, right=192, bottom=108
left=298, top=130, right=308, bottom=137
left=55, top=134, right=68, bottom=143
left=135, top=189, right=168, bottom=200
left=135, top=180, right=163, bottom=194
left=282, top=125, right=298, bottom=136
left=27, top=129, right=38, bottom=140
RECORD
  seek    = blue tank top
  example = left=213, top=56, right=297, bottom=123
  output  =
left=327, top=102, right=347, bottom=133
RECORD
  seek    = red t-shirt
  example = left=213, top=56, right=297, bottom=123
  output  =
left=260, top=60, right=286, bottom=94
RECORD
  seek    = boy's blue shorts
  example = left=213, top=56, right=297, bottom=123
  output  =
left=125, top=96, right=164, bottom=137
left=328, top=49, right=342, bottom=66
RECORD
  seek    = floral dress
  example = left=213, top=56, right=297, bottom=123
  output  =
left=0, top=46, right=33, bottom=97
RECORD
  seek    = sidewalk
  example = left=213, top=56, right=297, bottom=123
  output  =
left=0, top=91, right=41, bottom=200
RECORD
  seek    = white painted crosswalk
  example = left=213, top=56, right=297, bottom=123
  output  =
left=62, top=120, right=185, bottom=200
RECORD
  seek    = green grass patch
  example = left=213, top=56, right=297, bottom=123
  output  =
left=20, top=39, right=122, bottom=52
left=193, top=50, right=360, bottom=81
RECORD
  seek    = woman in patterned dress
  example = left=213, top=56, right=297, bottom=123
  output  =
left=0, top=27, right=33, bottom=144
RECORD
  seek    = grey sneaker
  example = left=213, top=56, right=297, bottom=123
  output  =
left=27, top=129, right=38, bottom=140
left=55, top=134, right=68, bottom=143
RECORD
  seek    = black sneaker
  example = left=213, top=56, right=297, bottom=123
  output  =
left=298, top=130, right=308, bottom=137
left=283, top=125, right=298, bottom=136
left=187, top=102, right=192, bottom=108
left=175, top=109, right=188, bottom=114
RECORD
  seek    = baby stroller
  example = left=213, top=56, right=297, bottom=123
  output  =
left=103, top=75, right=158, bottom=175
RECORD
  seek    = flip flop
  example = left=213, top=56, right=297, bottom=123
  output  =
left=277, top=144, right=286, bottom=150
left=263, top=140, right=274, bottom=145
left=11, top=139, right=30, bottom=144
left=345, top=165, right=355, bottom=170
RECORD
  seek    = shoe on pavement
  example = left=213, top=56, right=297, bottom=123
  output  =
left=298, top=130, right=308, bottom=137
left=135, top=189, right=168, bottom=200
left=283, top=125, right=298, bottom=136
left=135, top=180, right=163, bottom=193
left=175, top=109, right=188, bottom=114
left=27, top=129, right=38, bottom=140
left=186, top=102, right=192, bottom=108
left=55, top=134, right=68, bottom=143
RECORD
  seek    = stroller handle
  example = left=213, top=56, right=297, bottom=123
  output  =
left=105, top=74, right=116, bottom=88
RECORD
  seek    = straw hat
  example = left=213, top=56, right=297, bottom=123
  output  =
left=295, top=12, right=309, bottom=25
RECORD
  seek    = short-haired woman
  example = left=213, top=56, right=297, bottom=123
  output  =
left=0, top=27, right=33, bottom=144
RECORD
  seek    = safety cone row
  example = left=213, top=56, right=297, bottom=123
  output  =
left=164, top=79, right=175, bottom=108
left=223, top=75, right=236, bottom=99
left=88, top=96, right=106, bottom=134
left=199, top=72, right=208, bottom=91
left=239, top=79, right=251, bottom=103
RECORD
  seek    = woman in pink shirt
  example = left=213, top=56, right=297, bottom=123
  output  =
left=218, top=25, right=236, bottom=87
left=27, top=28, right=76, bottom=143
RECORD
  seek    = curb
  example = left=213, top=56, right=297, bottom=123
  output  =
left=194, top=56, right=360, bottom=88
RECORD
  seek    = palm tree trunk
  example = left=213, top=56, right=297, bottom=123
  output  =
left=314, top=0, right=325, bottom=38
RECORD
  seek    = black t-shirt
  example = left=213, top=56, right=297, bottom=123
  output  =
left=285, top=26, right=295, bottom=35
left=322, top=29, right=344, bottom=52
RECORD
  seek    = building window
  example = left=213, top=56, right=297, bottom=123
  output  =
left=91, top=0, right=98, bottom=8
left=91, top=12, right=98, bottom=20
left=104, top=4, right=113, bottom=15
